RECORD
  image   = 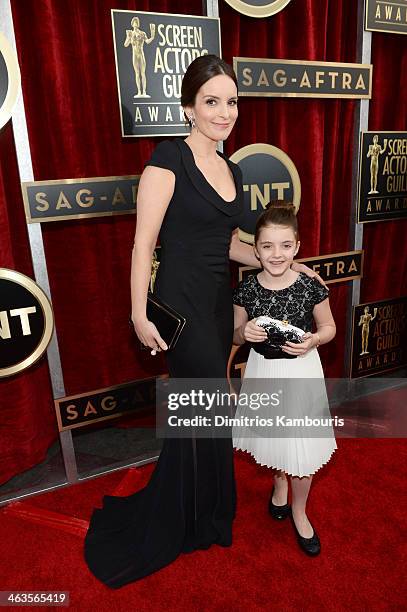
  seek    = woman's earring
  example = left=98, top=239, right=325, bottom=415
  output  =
left=189, top=115, right=196, bottom=129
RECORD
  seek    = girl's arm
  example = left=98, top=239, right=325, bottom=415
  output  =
left=282, top=298, right=336, bottom=356
left=233, top=304, right=267, bottom=345
left=130, top=165, right=175, bottom=350
left=312, top=298, right=336, bottom=346
left=229, top=229, right=328, bottom=287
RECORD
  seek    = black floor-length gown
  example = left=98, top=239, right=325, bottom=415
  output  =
left=83, top=138, right=244, bottom=588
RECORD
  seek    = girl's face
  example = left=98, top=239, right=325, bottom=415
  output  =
left=254, top=224, right=299, bottom=277
left=185, top=74, right=238, bottom=141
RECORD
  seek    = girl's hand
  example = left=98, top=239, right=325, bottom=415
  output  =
left=244, top=319, right=268, bottom=343
left=282, top=332, right=317, bottom=356
left=291, top=262, right=328, bottom=289
left=131, top=316, right=168, bottom=352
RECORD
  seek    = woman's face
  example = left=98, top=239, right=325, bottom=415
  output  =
left=254, top=224, right=299, bottom=278
left=186, top=74, right=238, bottom=141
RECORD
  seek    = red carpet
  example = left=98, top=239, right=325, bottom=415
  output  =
left=0, top=439, right=405, bottom=611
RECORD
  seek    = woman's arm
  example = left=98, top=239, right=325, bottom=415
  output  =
left=130, top=165, right=175, bottom=350
left=229, top=230, right=261, bottom=268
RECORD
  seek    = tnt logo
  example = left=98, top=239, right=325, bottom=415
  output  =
left=0, top=32, right=21, bottom=130
left=0, top=307, right=37, bottom=339
left=0, top=269, right=53, bottom=377
left=230, top=143, right=301, bottom=243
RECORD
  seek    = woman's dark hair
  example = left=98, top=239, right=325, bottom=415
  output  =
left=181, top=54, right=238, bottom=109
left=254, top=201, right=299, bottom=244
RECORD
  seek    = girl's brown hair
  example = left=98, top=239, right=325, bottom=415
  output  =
left=181, top=55, right=238, bottom=116
left=254, top=201, right=299, bottom=244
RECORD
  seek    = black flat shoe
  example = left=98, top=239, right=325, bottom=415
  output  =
left=268, top=486, right=291, bottom=520
left=290, top=515, right=321, bottom=556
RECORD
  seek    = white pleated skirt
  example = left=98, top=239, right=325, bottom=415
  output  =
left=232, top=347, right=337, bottom=477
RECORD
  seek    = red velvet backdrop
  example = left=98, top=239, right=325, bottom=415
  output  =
left=0, top=0, right=405, bottom=485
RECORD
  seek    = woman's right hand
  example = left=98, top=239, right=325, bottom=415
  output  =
left=243, top=318, right=268, bottom=343
left=131, top=316, right=168, bottom=352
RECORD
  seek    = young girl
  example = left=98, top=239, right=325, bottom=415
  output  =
left=232, top=201, right=337, bottom=557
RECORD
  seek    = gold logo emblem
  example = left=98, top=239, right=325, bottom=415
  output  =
left=224, top=0, right=292, bottom=18
left=0, top=32, right=21, bottom=130
left=358, top=305, right=378, bottom=355
left=230, top=143, right=301, bottom=244
left=124, top=17, right=156, bottom=98
left=0, top=269, right=54, bottom=377
left=367, top=135, right=387, bottom=195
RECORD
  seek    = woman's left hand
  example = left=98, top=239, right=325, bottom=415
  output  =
left=291, top=262, right=328, bottom=289
left=281, top=332, right=317, bottom=356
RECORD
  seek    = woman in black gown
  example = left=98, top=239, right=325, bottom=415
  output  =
left=84, top=55, right=321, bottom=588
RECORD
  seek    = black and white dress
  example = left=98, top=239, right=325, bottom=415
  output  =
left=232, top=272, right=337, bottom=477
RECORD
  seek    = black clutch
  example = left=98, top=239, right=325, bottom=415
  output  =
left=129, top=292, right=186, bottom=350
left=254, top=316, right=305, bottom=359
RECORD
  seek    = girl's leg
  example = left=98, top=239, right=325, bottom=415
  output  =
left=290, top=475, right=314, bottom=538
left=272, top=470, right=288, bottom=505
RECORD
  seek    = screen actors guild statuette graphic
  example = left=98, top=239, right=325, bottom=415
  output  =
left=150, top=250, right=160, bottom=292
left=124, top=17, right=156, bottom=99
left=367, top=135, right=387, bottom=194
left=358, top=306, right=378, bottom=355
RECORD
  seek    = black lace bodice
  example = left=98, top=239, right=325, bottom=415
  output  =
left=233, top=272, right=329, bottom=358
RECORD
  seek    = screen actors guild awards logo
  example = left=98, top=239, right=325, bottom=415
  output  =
left=351, top=297, right=407, bottom=378
left=124, top=17, right=156, bottom=98
left=112, top=10, right=221, bottom=137
left=358, top=131, right=407, bottom=223
left=358, top=305, right=378, bottom=355
left=367, top=135, right=387, bottom=194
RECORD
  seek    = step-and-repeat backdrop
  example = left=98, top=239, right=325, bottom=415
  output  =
left=1, top=0, right=405, bottom=489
